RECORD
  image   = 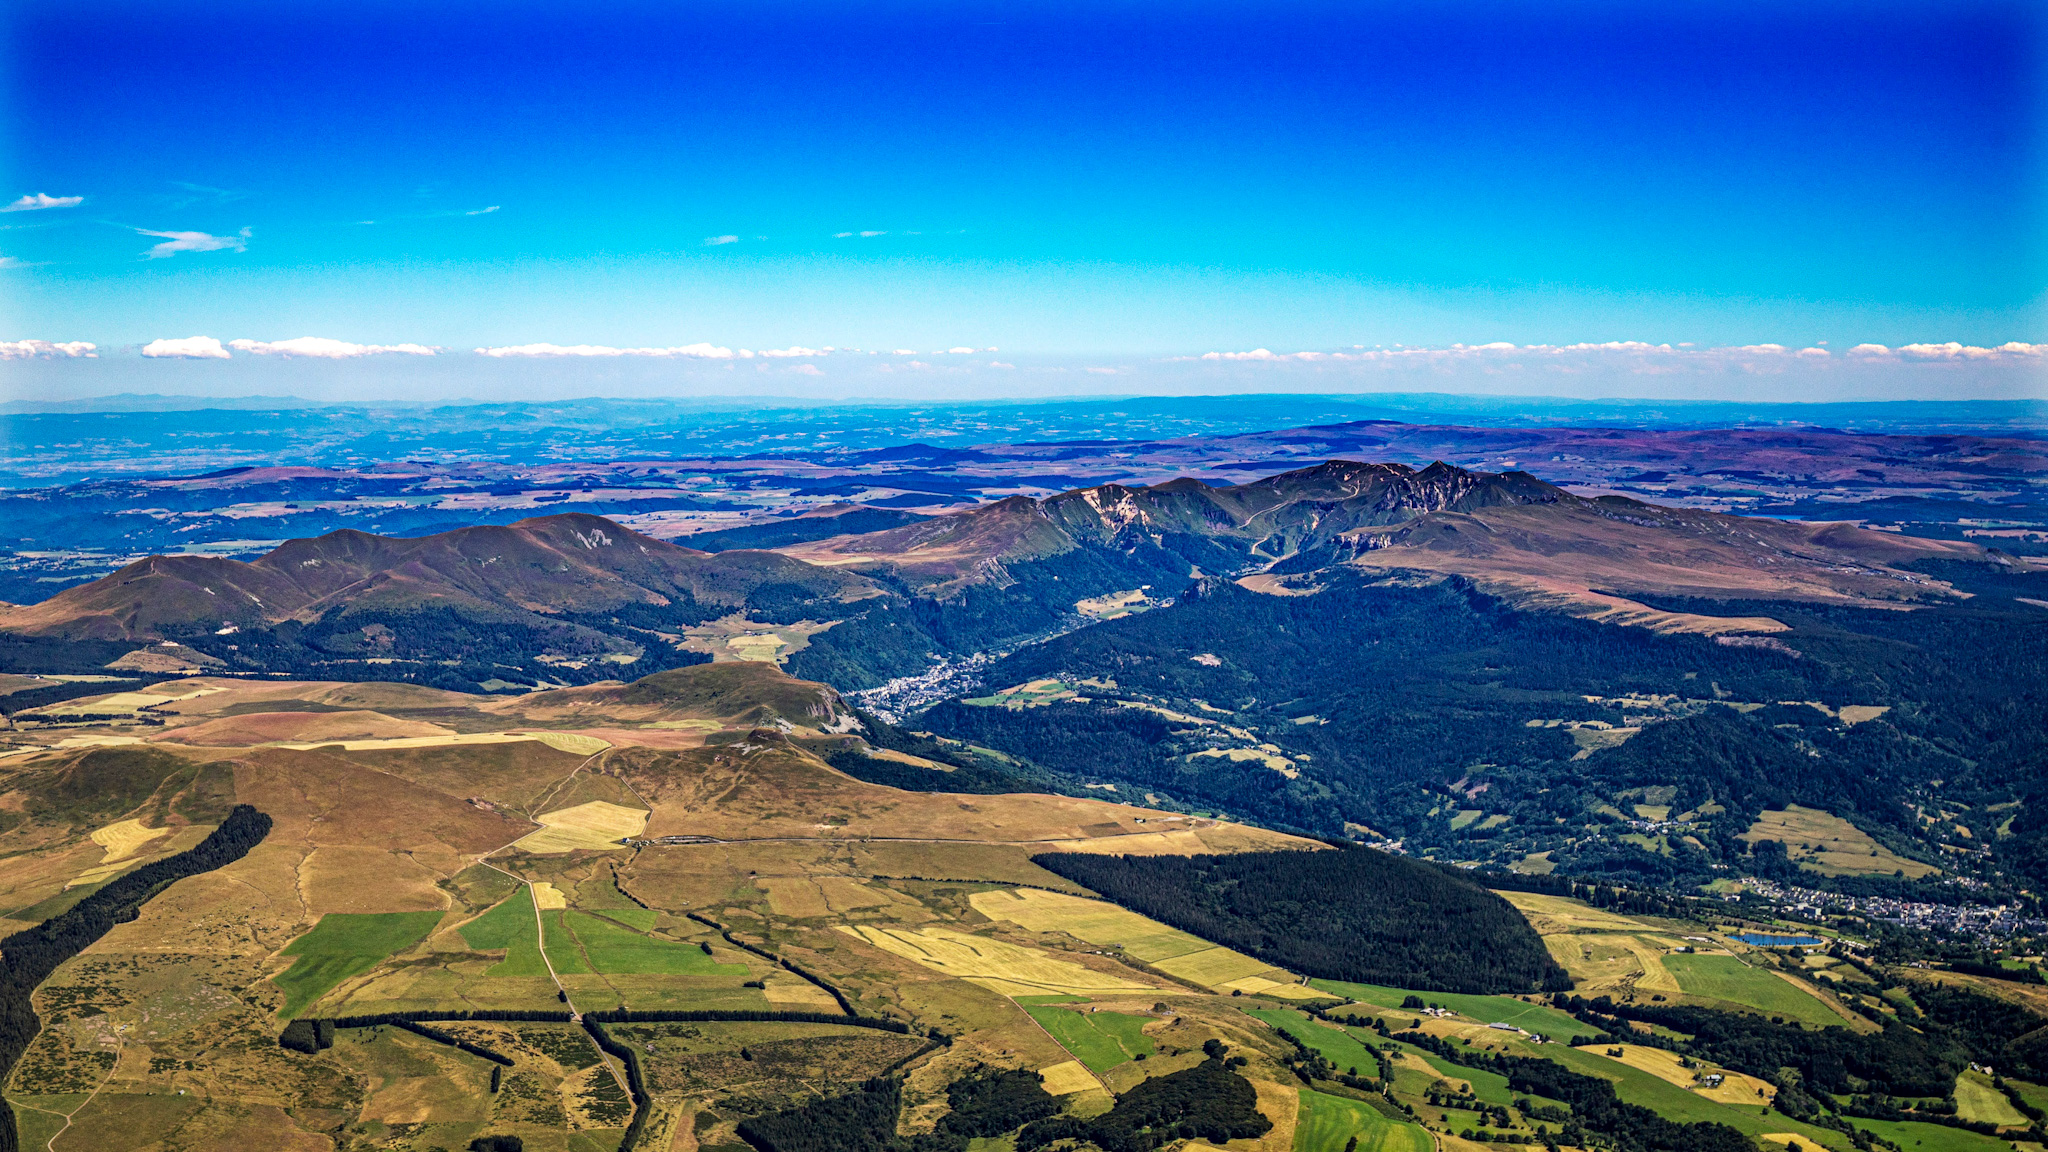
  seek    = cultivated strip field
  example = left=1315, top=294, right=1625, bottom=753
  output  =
left=968, top=887, right=1320, bottom=997
left=513, top=801, right=649, bottom=853
left=833, top=924, right=1161, bottom=997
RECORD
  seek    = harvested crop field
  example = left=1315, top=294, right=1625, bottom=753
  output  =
left=514, top=800, right=649, bottom=853
left=968, top=886, right=1312, bottom=995
left=89, top=818, right=169, bottom=863
left=833, top=924, right=1158, bottom=997
left=968, top=888, right=1210, bottom=962
left=1036, top=1060, right=1101, bottom=1096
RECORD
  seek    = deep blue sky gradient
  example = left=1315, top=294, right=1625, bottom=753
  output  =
left=3, top=0, right=2042, bottom=352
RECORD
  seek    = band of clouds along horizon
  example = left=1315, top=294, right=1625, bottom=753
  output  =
left=2, top=338, right=2039, bottom=368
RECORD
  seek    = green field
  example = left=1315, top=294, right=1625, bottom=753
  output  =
left=588, top=906, right=658, bottom=931
left=1841, top=1117, right=2017, bottom=1152
left=1385, top=1039, right=1526, bottom=1110
left=460, top=890, right=741, bottom=978
left=458, top=887, right=551, bottom=976
left=1309, top=979, right=1601, bottom=1040
left=559, top=910, right=742, bottom=975
left=1541, top=1043, right=1848, bottom=1148
left=1661, top=954, right=1841, bottom=1026
left=1953, top=1071, right=2027, bottom=1127
left=272, top=911, right=445, bottom=1016
left=1294, top=1089, right=1432, bottom=1152
left=1246, top=1009, right=1385, bottom=1079
left=1026, top=1007, right=1154, bottom=1072
left=2005, top=1077, right=2048, bottom=1118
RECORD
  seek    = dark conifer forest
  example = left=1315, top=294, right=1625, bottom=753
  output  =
left=1034, top=846, right=1571, bottom=994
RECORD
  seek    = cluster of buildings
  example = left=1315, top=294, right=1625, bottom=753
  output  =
left=1738, top=876, right=2048, bottom=943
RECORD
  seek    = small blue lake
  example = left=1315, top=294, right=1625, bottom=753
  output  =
left=1732, top=933, right=1824, bottom=947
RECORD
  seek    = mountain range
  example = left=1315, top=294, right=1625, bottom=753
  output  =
left=0, top=460, right=2007, bottom=684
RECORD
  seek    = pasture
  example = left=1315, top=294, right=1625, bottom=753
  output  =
left=1836, top=1117, right=2016, bottom=1152
left=1295, top=1090, right=1433, bottom=1152
left=1953, top=1072, right=2028, bottom=1127
left=1739, top=806, right=1938, bottom=879
left=273, top=911, right=446, bottom=1016
left=1025, top=1006, right=1154, bottom=1072
left=1663, top=954, right=1842, bottom=1026
left=459, top=889, right=739, bottom=978
left=1245, top=1009, right=1381, bottom=1077
left=1310, top=980, right=1599, bottom=1040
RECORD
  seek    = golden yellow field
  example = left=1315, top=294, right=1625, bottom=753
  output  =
left=526, top=731, right=612, bottom=755
left=833, top=924, right=1160, bottom=997
left=1036, top=1060, right=1102, bottom=1095
left=513, top=800, right=649, bottom=853
left=529, top=881, right=568, bottom=910
left=89, top=818, right=170, bottom=863
left=969, top=889, right=1208, bottom=961
left=1589, top=1044, right=1776, bottom=1105
left=968, top=888, right=1315, bottom=997
left=1739, top=805, right=1937, bottom=878
left=761, top=974, right=844, bottom=1012
left=1500, top=891, right=1660, bottom=932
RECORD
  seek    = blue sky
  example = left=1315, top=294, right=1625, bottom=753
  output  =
left=1, top=0, right=2043, bottom=381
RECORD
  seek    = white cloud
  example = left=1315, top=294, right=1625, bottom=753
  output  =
left=891, top=349, right=917, bottom=356
left=945, top=346, right=975, bottom=354
left=704, top=235, right=739, bottom=245
left=0, top=340, right=96, bottom=359
left=788, top=363, right=823, bottom=376
left=834, top=232, right=853, bottom=238
left=466, top=205, right=500, bottom=215
left=860, top=230, right=886, bottom=237
left=1899, top=341, right=2044, bottom=360
left=474, top=342, right=741, bottom=359
left=756, top=346, right=827, bottom=358
left=141, top=336, right=231, bottom=359
left=138, top=226, right=250, bottom=259
left=989, top=361, right=1015, bottom=369
left=2, top=193, right=82, bottom=212
left=228, top=337, right=436, bottom=358
left=0, top=257, right=24, bottom=270
left=1185, top=339, right=2047, bottom=369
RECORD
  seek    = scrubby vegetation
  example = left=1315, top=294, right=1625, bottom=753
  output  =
left=1034, top=846, right=1570, bottom=994
left=0, top=804, right=272, bottom=1152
